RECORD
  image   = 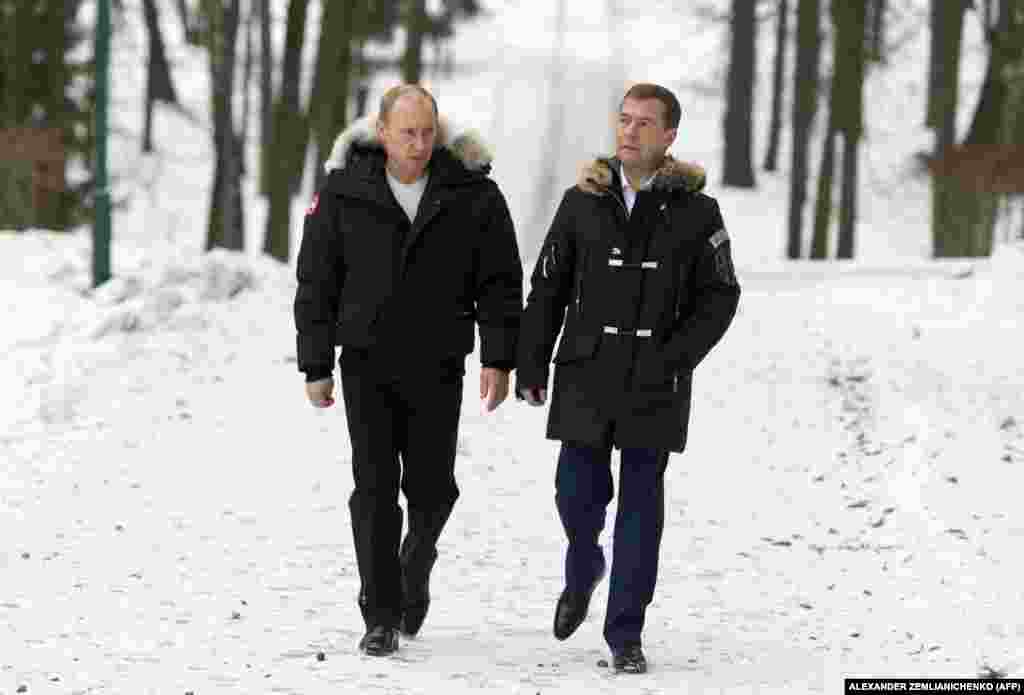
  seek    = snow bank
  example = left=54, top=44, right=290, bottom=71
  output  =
left=2, top=229, right=295, bottom=433
left=59, top=244, right=285, bottom=340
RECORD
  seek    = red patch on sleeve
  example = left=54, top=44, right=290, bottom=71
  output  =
left=305, top=193, right=320, bottom=216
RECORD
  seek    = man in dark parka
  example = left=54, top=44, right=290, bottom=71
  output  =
left=516, top=83, right=740, bottom=673
left=294, top=85, right=522, bottom=656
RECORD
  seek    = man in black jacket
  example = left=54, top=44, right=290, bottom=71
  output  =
left=294, top=85, right=522, bottom=656
left=516, top=83, right=740, bottom=673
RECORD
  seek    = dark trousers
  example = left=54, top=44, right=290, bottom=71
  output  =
left=555, top=442, right=669, bottom=650
left=339, top=352, right=464, bottom=630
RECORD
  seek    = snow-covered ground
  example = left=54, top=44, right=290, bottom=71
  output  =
left=4, top=1, right=1024, bottom=693
left=4, top=230, right=1024, bottom=694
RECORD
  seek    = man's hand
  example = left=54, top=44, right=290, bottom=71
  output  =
left=305, top=377, right=335, bottom=408
left=518, top=385, right=547, bottom=407
left=480, top=367, right=510, bottom=412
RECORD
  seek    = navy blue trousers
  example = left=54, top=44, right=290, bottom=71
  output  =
left=555, top=442, right=669, bottom=649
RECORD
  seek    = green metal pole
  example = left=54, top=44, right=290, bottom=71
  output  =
left=93, top=0, right=111, bottom=287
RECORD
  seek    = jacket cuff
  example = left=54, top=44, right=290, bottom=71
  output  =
left=514, top=367, right=548, bottom=394
left=481, top=359, right=514, bottom=372
left=303, top=366, right=333, bottom=383
left=478, top=322, right=518, bottom=370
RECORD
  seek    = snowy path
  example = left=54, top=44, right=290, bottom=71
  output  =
left=3, top=236, right=1024, bottom=694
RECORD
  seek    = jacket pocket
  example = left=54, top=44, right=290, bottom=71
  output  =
left=552, top=331, right=599, bottom=365
left=634, top=347, right=683, bottom=390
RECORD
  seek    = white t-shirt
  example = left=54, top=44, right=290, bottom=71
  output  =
left=386, top=168, right=429, bottom=223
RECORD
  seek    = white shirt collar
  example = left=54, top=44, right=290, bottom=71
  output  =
left=620, top=163, right=656, bottom=215
left=619, top=162, right=656, bottom=194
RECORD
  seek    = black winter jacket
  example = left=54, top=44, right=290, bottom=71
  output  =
left=517, top=156, right=740, bottom=452
left=294, top=117, right=523, bottom=381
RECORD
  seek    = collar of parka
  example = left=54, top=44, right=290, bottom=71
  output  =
left=577, top=155, right=707, bottom=197
left=323, top=114, right=494, bottom=179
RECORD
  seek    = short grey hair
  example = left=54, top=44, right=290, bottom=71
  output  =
left=378, top=84, right=438, bottom=124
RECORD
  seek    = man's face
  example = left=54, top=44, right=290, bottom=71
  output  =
left=616, top=97, right=677, bottom=170
left=377, top=94, right=437, bottom=182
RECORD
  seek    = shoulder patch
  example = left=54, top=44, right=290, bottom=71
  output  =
left=708, top=227, right=729, bottom=248
left=305, top=193, right=320, bottom=216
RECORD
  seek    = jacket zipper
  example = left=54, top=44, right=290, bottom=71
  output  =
left=591, top=186, right=628, bottom=324
left=609, top=190, right=629, bottom=219
left=671, top=207, right=682, bottom=394
left=575, top=249, right=585, bottom=319
left=673, top=274, right=681, bottom=394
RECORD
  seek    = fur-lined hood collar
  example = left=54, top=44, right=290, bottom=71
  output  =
left=323, top=114, right=493, bottom=176
left=577, top=156, right=706, bottom=196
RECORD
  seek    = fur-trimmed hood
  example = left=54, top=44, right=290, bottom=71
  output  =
left=577, top=155, right=706, bottom=196
left=323, top=114, right=493, bottom=176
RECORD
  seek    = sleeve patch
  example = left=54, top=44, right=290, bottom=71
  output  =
left=541, top=240, right=559, bottom=279
left=713, top=242, right=738, bottom=287
left=305, top=193, right=320, bottom=216
left=708, top=227, right=729, bottom=249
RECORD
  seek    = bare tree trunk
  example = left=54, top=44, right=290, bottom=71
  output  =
left=46, top=1, right=70, bottom=230
left=311, top=0, right=360, bottom=193
left=355, top=84, right=370, bottom=118
left=142, top=0, right=179, bottom=153
left=144, top=23, right=155, bottom=153
left=786, top=0, right=821, bottom=259
left=221, top=0, right=243, bottom=250
left=837, top=130, right=860, bottom=258
left=354, top=37, right=370, bottom=118
left=834, top=0, right=867, bottom=259
left=926, top=0, right=966, bottom=130
left=764, top=0, right=788, bottom=172
left=240, top=0, right=255, bottom=177
left=401, top=0, right=428, bottom=84
left=1016, top=84, right=1024, bottom=242
left=868, top=0, right=886, bottom=63
left=811, top=123, right=835, bottom=259
left=205, top=0, right=244, bottom=251
left=263, top=0, right=311, bottom=262
left=963, top=0, right=1010, bottom=145
left=929, top=0, right=968, bottom=257
left=3, top=2, right=36, bottom=125
left=946, top=0, right=1023, bottom=257
left=722, top=0, right=757, bottom=187
left=259, top=0, right=271, bottom=195
left=176, top=0, right=199, bottom=44
left=809, top=0, right=865, bottom=261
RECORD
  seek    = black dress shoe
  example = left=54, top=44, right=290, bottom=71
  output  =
left=358, top=626, right=398, bottom=656
left=553, top=560, right=606, bottom=641
left=400, top=550, right=437, bottom=637
left=612, top=643, right=647, bottom=674
left=399, top=598, right=429, bottom=637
